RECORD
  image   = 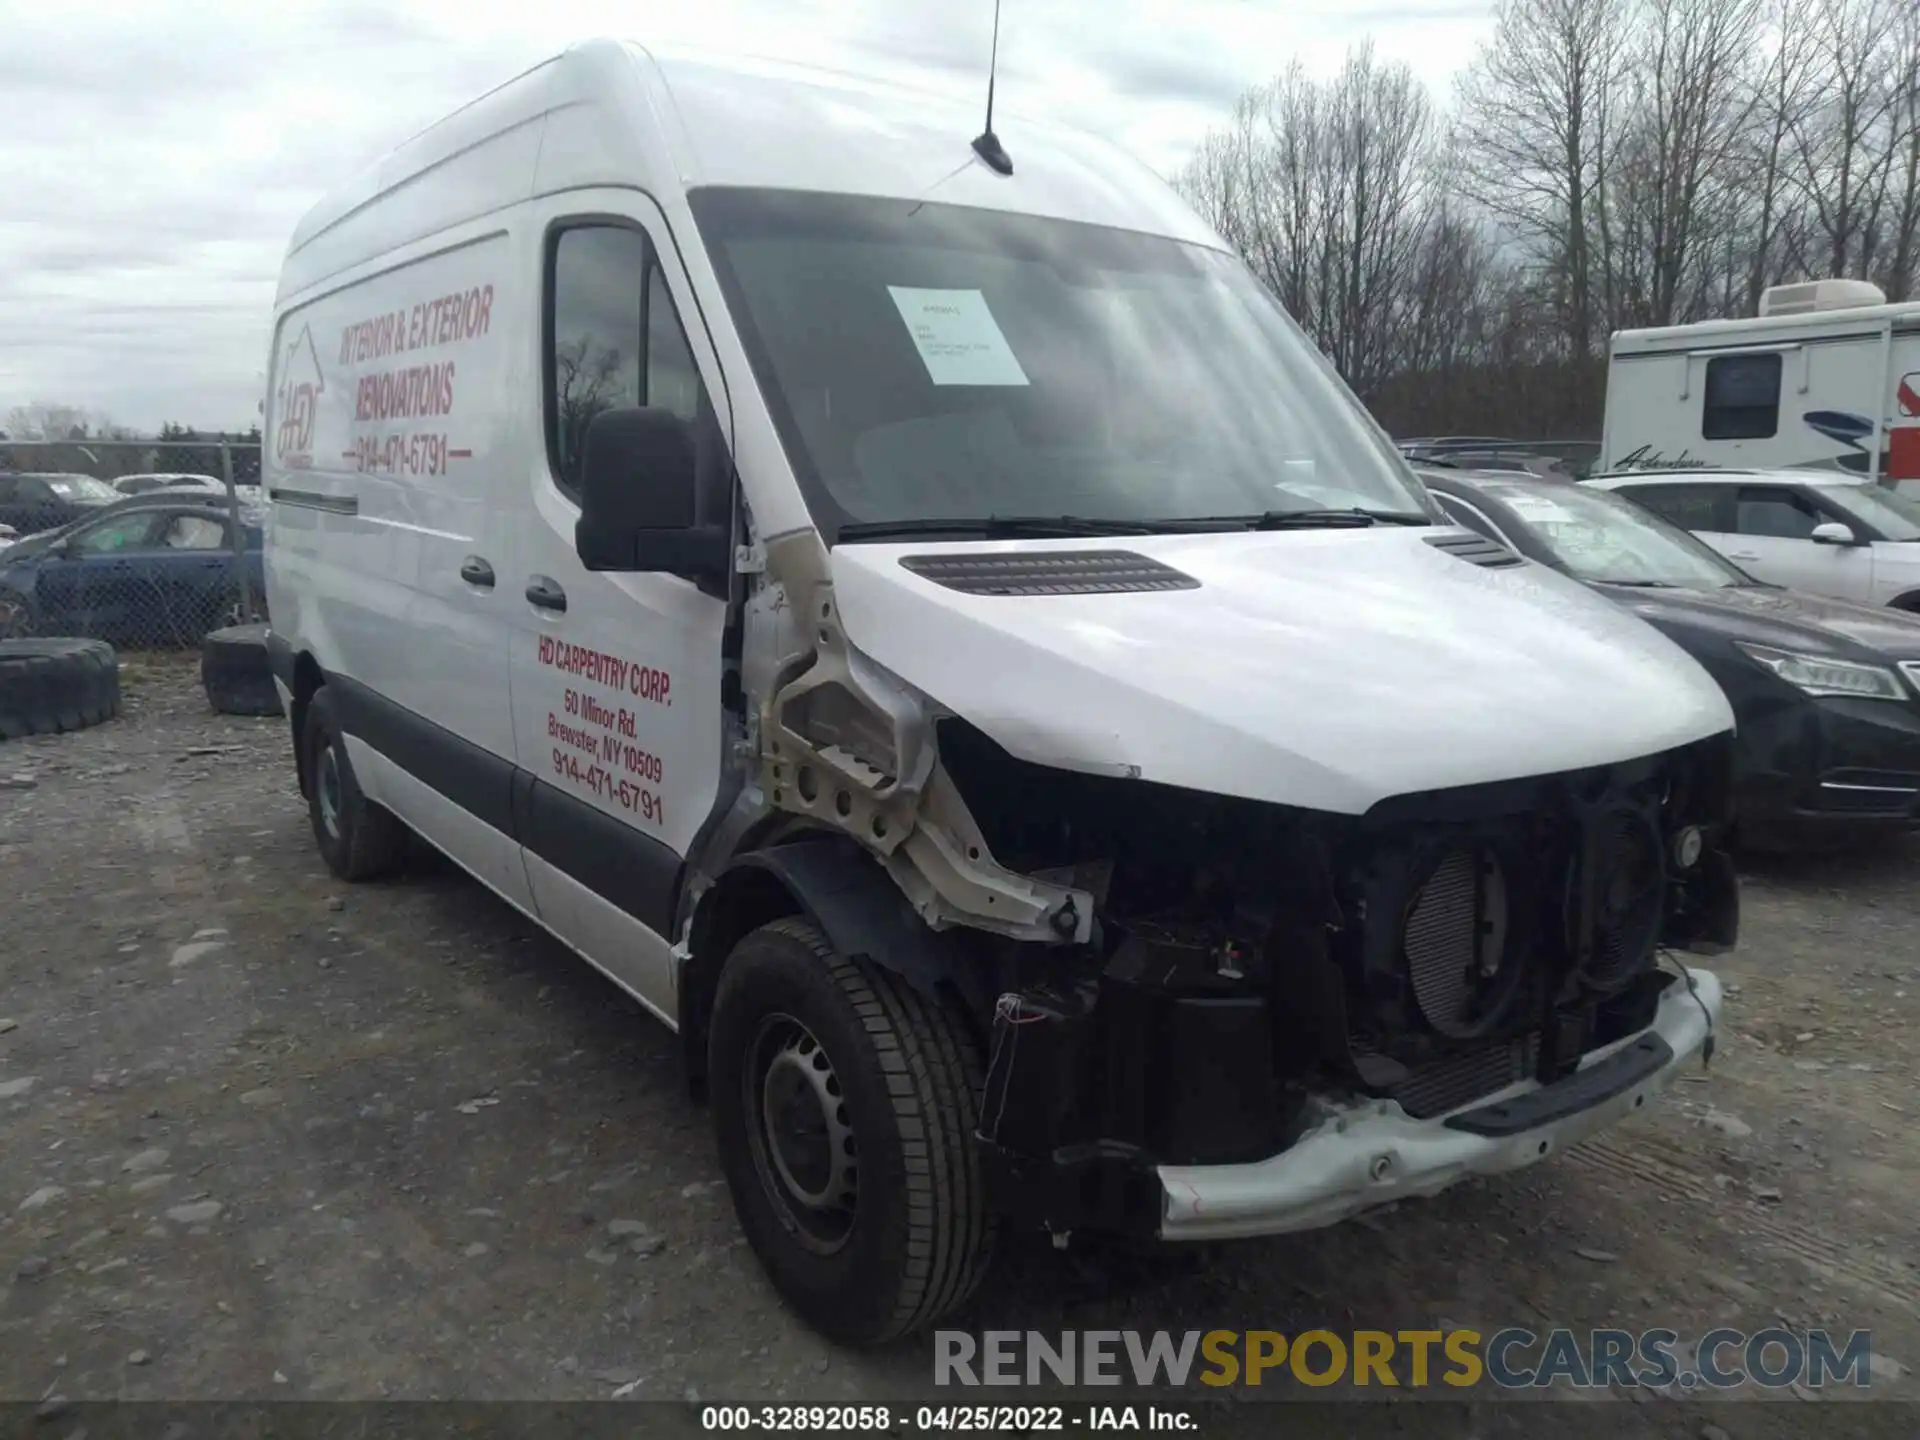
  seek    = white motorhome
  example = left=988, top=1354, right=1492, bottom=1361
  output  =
left=1602, top=279, right=1920, bottom=486
left=261, top=38, right=1738, bottom=1344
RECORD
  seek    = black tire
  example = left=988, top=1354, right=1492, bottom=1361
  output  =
left=302, top=685, right=408, bottom=880
left=708, top=916, right=994, bottom=1346
left=201, top=623, right=283, bottom=717
left=0, top=639, right=120, bottom=743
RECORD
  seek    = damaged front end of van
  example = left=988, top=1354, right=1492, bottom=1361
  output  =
left=673, top=183, right=1736, bottom=1336
left=710, top=517, right=1738, bottom=1249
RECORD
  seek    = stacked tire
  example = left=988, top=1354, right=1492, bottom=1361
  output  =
left=201, top=623, right=284, bottom=717
left=0, top=640, right=121, bottom=742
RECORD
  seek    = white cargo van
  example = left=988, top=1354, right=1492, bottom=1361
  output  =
left=263, top=39, right=1739, bottom=1344
left=1602, top=279, right=1920, bottom=485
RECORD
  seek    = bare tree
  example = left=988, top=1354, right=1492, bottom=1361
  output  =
left=1784, top=0, right=1903, bottom=278
left=1734, top=0, right=1824, bottom=310
left=1179, top=0, right=1920, bottom=437
left=4, top=402, right=109, bottom=443
left=1177, top=46, right=1439, bottom=398
left=1454, top=0, right=1627, bottom=359
left=1616, top=0, right=1764, bottom=323
left=1876, top=2, right=1920, bottom=298
left=552, top=337, right=630, bottom=487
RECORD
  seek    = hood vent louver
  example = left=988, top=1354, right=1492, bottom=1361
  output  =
left=899, top=550, right=1201, bottom=597
left=1423, top=530, right=1524, bottom=569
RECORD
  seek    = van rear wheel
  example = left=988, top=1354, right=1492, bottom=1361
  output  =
left=708, top=916, right=994, bottom=1346
left=302, top=685, right=409, bottom=881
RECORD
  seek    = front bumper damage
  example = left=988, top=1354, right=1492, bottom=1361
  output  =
left=1155, top=967, right=1720, bottom=1241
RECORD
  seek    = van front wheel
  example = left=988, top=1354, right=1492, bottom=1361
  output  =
left=708, top=916, right=994, bottom=1346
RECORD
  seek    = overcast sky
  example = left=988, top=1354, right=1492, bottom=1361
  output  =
left=0, top=0, right=1493, bottom=435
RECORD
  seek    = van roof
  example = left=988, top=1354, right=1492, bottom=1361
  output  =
left=281, top=38, right=1221, bottom=301
left=1611, top=300, right=1920, bottom=353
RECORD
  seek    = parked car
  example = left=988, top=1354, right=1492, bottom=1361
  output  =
left=1585, top=468, right=1920, bottom=611
left=0, top=499, right=264, bottom=647
left=0, top=472, right=120, bottom=535
left=1426, top=467, right=1920, bottom=848
left=111, top=472, right=224, bottom=497
left=259, top=38, right=1737, bottom=1345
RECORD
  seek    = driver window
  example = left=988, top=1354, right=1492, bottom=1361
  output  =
left=163, top=515, right=227, bottom=550
left=1734, top=486, right=1819, bottom=540
left=547, top=225, right=646, bottom=497
left=645, top=266, right=704, bottom=422
left=69, top=514, right=161, bottom=555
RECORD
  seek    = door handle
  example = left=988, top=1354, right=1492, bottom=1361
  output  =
left=459, top=556, right=496, bottom=588
left=1729, top=552, right=1761, bottom=561
left=524, top=575, right=567, bottom=613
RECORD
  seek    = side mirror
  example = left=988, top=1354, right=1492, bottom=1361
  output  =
left=573, top=407, right=730, bottom=585
left=1810, top=521, right=1858, bottom=547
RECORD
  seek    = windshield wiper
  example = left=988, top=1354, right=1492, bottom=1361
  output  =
left=1593, top=579, right=1681, bottom=588
left=1192, top=507, right=1433, bottom=530
left=837, top=515, right=1201, bottom=541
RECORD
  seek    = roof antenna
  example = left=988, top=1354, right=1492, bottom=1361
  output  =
left=970, top=0, right=1014, bottom=175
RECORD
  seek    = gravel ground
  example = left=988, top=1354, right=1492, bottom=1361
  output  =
left=1, top=658, right=1916, bottom=1434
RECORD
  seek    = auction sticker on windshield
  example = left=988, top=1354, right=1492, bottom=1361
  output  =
left=887, top=287, right=1030, bottom=387
left=1500, top=496, right=1576, bottom=525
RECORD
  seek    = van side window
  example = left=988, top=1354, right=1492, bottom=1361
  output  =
left=547, top=226, right=646, bottom=496
left=1701, top=354, right=1781, bottom=440
left=546, top=225, right=712, bottom=496
left=645, top=267, right=704, bottom=422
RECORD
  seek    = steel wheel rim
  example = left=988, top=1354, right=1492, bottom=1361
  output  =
left=744, top=1013, right=858, bottom=1254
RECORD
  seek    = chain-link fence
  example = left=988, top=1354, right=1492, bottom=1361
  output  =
left=0, top=439, right=265, bottom=651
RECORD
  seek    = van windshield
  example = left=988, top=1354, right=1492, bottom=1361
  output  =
left=690, top=188, right=1428, bottom=541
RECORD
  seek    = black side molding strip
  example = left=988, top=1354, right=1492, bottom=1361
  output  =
left=322, top=671, right=681, bottom=938
left=270, top=488, right=359, bottom=516
left=327, top=674, right=517, bottom=839
left=520, top=777, right=681, bottom=936
left=1443, top=1032, right=1674, bottom=1137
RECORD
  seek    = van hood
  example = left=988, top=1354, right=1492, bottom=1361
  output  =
left=828, top=529, right=1735, bottom=816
